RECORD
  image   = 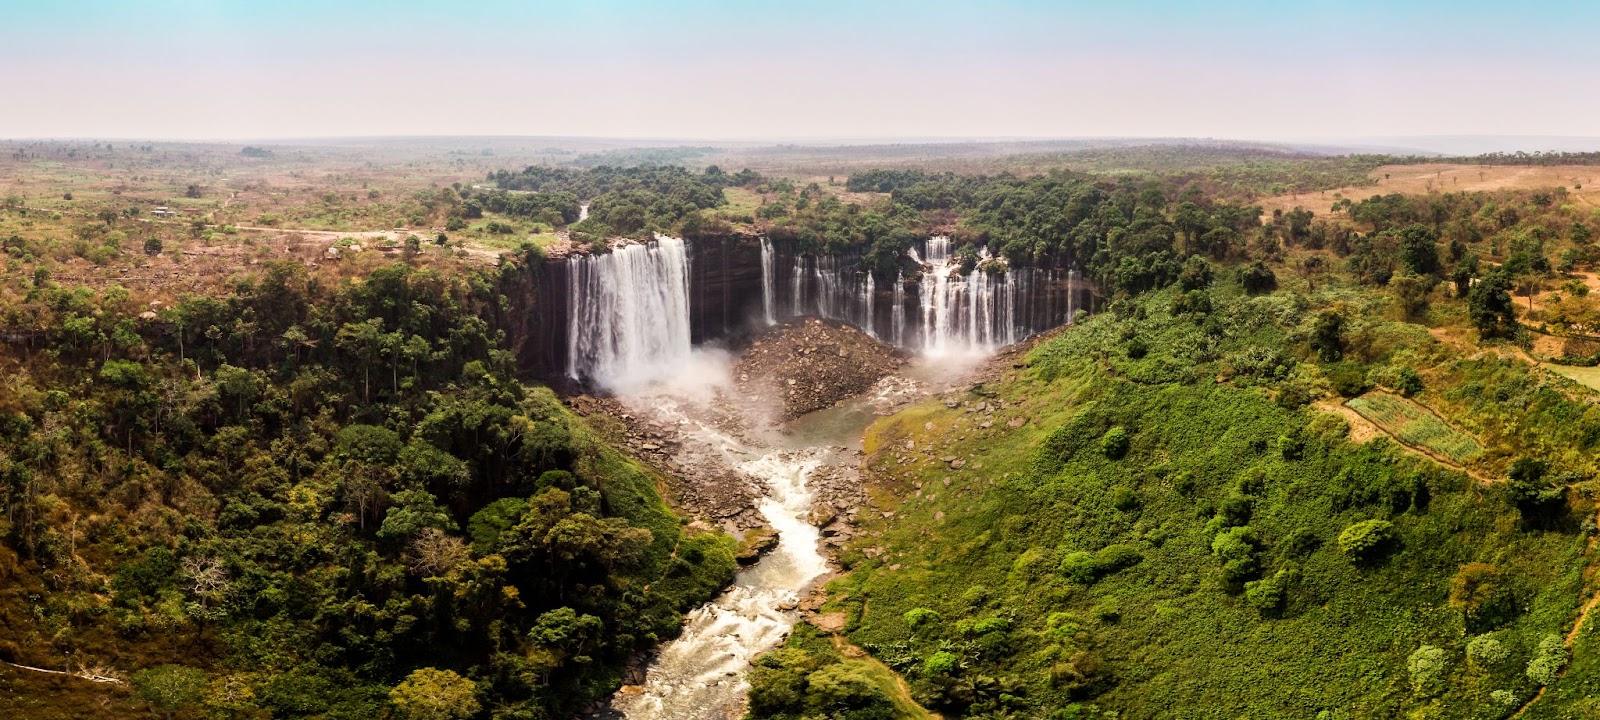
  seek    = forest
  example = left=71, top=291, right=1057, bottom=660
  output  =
left=0, top=250, right=733, bottom=718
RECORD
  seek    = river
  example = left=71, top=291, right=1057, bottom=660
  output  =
left=604, top=356, right=974, bottom=719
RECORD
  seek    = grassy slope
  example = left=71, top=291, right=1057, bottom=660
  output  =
left=804, top=282, right=1597, bottom=719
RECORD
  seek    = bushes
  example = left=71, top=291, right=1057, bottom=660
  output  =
left=132, top=665, right=209, bottom=719
left=1210, top=526, right=1262, bottom=583
left=1525, top=634, right=1570, bottom=686
left=1406, top=645, right=1448, bottom=697
left=1465, top=634, right=1509, bottom=671
left=1059, top=544, right=1143, bottom=584
left=1337, top=519, right=1398, bottom=563
left=1101, top=426, right=1130, bottom=459
left=389, top=668, right=480, bottom=720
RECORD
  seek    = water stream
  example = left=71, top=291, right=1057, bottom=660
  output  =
left=566, top=235, right=1039, bottom=718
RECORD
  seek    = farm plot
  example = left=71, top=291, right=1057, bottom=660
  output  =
left=1346, top=391, right=1484, bottom=464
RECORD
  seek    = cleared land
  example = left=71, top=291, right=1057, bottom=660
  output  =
left=1258, top=163, right=1600, bottom=216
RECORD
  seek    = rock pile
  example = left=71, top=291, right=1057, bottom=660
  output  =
left=735, top=318, right=903, bottom=420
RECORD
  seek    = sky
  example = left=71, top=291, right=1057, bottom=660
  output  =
left=4, top=0, right=1599, bottom=143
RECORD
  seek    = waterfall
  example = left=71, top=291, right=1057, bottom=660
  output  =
left=760, top=237, right=776, bottom=325
left=917, top=236, right=1020, bottom=355
left=1067, top=267, right=1077, bottom=324
left=890, top=274, right=905, bottom=347
left=756, top=235, right=1079, bottom=356
left=566, top=236, right=692, bottom=391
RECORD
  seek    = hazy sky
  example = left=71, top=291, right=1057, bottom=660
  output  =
left=4, top=0, right=1598, bottom=141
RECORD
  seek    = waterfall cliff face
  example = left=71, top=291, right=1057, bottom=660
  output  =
left=566, top=236, right=693, bottom=391
left=505, top=234, right=1086, bottom=381
left=762, top=236, right=1081, bottom=356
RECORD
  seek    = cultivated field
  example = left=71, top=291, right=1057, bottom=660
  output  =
left=1345, top=391, right=1484, bottom=464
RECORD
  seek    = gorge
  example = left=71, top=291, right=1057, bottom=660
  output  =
left=552, top=235, right=1090, bottom=388
left=558, top=233, right=1082, bottom=718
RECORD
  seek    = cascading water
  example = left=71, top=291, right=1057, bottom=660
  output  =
left=567, top=235, right=693, bottom=391
left=918, top=236, right=1024, bottom=355
left=611, top=449, right=827, bottom=719
left=775, top=252, right=880, bottom=340
left=760, top=237, right=776, bottom=326
left=763, top=235, right=1072, bottom=356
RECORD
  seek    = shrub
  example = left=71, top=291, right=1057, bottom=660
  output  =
left=1465, top=634, right=1509, bottom=671
left=1244, top=570, right=1290, bottom=616
left=1211, top=526, right=1262, bottom=583
left=1407, top=645, right=1449, bottom=697
left=1525, top=634, right=1569, bottom=686
left=1337, top=519, right=1398, bottom=563
left=143, top=236, right=163, bottom=255
left=1101, top=426, right=1130, bottom=459
left=903, top=607, right=942, bottom=629
left=132, top=664, right=208, bottom=719
left=923, top=650, right=960, bottom=676
left=389, top=668, right=480, bottom=720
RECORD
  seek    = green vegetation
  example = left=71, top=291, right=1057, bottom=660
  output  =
left=752, top=273, right=1598, bottom=718
left=0, top=255, right=733, bottom=718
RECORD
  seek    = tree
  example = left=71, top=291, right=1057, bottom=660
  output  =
left=805, top=663, right=897, bottom=720
left=1389, top=272, right=1435, bottom=321
left=1177, top=255, right=1214, bottom=291
left=1211, top=525, right=1261, bottom=583
left=1338, top=519, right=1397, bottom=563
left=1449, top=562, right=1515, bottom=631
left=1525, top=634, right=1570, bottom=686
left=1101, top=426, right=1130, bottom=459
left=377, top=489, right=456, bottom=542
left=1468, top=269, right=1517, bottom=338
left=1299, top=255, right=1326, bottom=292
left=1507, top=457, right=1565, bottom=523
left=133, top=664, right=208, bottom=720
left=1310, top=311, right=1345, bottom=362
left=1396, top=224, right=1441, bottom=276
left=389, top=668, right=480, bottom=720
left=1239, top=261, right=1276, bottom=295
